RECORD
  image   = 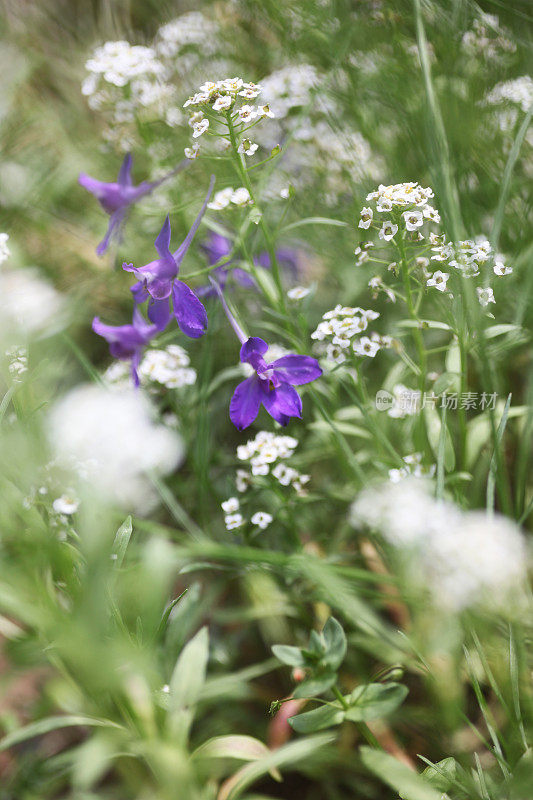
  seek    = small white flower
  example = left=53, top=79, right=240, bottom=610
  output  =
left=403, top=209, right=424, bottom=230
left=0, top=233, right=10, bottom=264
left=237, top=138, right=258, bottom=156
left=251, top=511, right=273, bottom=529
left=52, top=494, right=79, bottom=515
left=238, top=104, right=258, bottom=122
left=184, top=143, right=200, bottom=159
left=212, top=94, right=233, bottom=111
left=477, top=286, right=496, bottom=307
left=426, top=270, right=450, bottom=292
left=236, top=469, right=251, bottom=492
left=287, top=286, right=310, bottom=301
left=188, top=111, right=204, bottom=127
left=493, top=260, right=512, bottom=276
left=378, top=221, right=398, bottom=241
left=353, top=336, right=381, bottom=357
left=192, top=118, right=209, bottom=138
left=208, top=187, right=234, bottom=210
left=257, top=104, right=275, bottom=118
left=358, top=207, right=373, bottom=229
left=225, top=513, right=244, bottom=530
left=221, top=497, right=239, bottom=513
left=231, top=187, right=252, bottom=206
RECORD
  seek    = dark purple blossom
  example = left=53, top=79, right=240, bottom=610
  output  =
left=209, top=278, right=322, bottom=430
left=123, top=176, right=215, bottom=339
left=92, top=307, right=162, bottom=386
left=79, top=153, right=187, bottom=255
left=196, top=232, right=301, bottom=298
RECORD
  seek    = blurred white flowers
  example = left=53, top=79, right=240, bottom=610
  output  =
left=351, top=478, right=528, bottom=611
left=48, top=385, right=184, bottom=509
left=0, top=268, right=65, bottom=339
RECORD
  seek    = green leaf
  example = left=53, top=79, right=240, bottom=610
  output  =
left=345, top=683, right=408, bottom=722
left=169, top=626, right=209, bottom=712
left=322, top=617, right=347, bottom=670
left=271, top=644, right=304, bottom=667
left=0, top=716, right=122, bottom=753
left=360, top=747, right=443, bottom=800
left=424, top=406, right=455, bottom=472
left=288, top=703, right=345, bottom=733
left=111, top=516, right=132, bottom=569
left=281, top=217, right=348, bottom=234
left=192, top=735, right=281, bottom=780
left=397, top=319, right=451, bottom=331
left=293, top=672, right=337, bottom=699
left=421, top=757, right=458, bottom=792
left=484, top=324, right=523, bottom=339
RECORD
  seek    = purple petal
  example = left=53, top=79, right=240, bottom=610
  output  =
left=79, top=172, right=108, bottom=201
left=233, top=268, right=255, bottom=289
left=147, top=298, right=171, bottom=330
left=154, top=215, right=172, bottom=259
left=117, top=153, right=133, bottom=186
left=130, top=280, right=149, bottom=305
left=173, top=175, right=216, bottom=270
left=201, top=232, right=232, bottom=265
left=172, top=280, right=208, bottom=338
left=261, top=382, right=302, bottom=423
left=271, top=355, right=322, bottom=385
left=230, top=376, right=262, bottom=430
left=96, top=209, right=126, bottom=256
left=240, top=337, right=269, bottom=362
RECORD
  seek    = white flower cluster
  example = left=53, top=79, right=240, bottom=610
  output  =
left=388, top=453, right=435, bottom=483
left=235, top=431, right=309, bottom=495
left=207, top=187, right=251, bottom=210
left=0, top=233, right=10, bottom=264
left=84, top=41, right=166, bottom=89
left=221, top=496, right=273, bottom=532
left=104, top=344, right=197, bottom=391
left=361, top=182, right=440, bottom=241
left=287, top=286, right=311, bottom=301
left=461, top=13, right=516, bottom=60
left=387, top=384, right=421, bottom=418
left=428, top=234, right=511, bottom=305
left=351, top=478, right=528, bottom=611
left=155, top=12, right=219, bottom=59
left=485, top=75, right=533, bottom=114
left=48, top=385, right=184, bottom=510
left=5, top=345, right=28, bottom=379
left=0, top=268, right=65, bottom=339
left=311, top=305, right=391, bottom=363
left=260, top=64, right=318, bottom=118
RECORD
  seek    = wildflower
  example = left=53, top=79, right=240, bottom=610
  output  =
left=353, top=336, right=381, bottom=357
left=238, top=139, right=259, bottom=156
left=212, top=95, right=233, bottom=111
left=48, top=385, right=183, bottom=509
left=52, top=494, right=80, bottom=515
left=138, top=344, right=197, bottom=389
left=236, top=469, right=251, bottom=492
left=493, top=259, right=512, bottom=276
left=0, top=269, right=65, bottom=337
left=79, top=153, right=187, bottom=255
left=251, top=511, right=273, bottom=529
left=192, top=118, right=209, bottom=138
left=225, top=513, right=244, bottom=530
left=477, top=286, right=496, bottom=307
left=426, top=270, right=450, bottom=292
left=287, top=286, right=311, bottom=300
left=238, top=105, right=258, bottom=122
left=231, top=187, right=252, bottom=206
left=358, top=207, right=373, bottom=229
left=123, top=177, right=214, bottom=338
left=221, top=497, right=239, bottom=513
left=0, top=233, right=10, bottom=264
left=93, top=308, right=162, bottom=386
left=402, top=209, right=424, bottom=230
left=378, top=221, right=398, bottom=241
left=257, top=104, right=275, bottom=118
left=210, top=279, right=321, bottom=430
left=184, top=144, right=199, bottom=159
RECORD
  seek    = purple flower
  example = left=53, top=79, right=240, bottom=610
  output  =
left=196, top=232, right=301, bottom=298
left=92, top=307, right=162, bottom=386
left=209, top=278, right=322, bottom=430
left=123, top=176, right=215, bottom=339
left=79, top=153, right=187, bottom=255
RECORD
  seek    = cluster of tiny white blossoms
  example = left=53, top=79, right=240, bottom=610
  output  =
left=182, top=78, right=274, bottom=158
left=287, top=286, right=311, bottom=301
left=154, top=12, right=219, bottom=60
left=234, top=431, right=309, bottom=495
left=360, top=182, right=440, bottom=242
left=104, top=344, right=197, bottom=391
left=207, top=187, right=251, bottom=210
left=5, top=346, right=28, bottom=380
left=387, top=384, right=421, bottom=419
left=388, top=453, right=435, bottom=483
left=0, top=268, right=65, bottom=339
left=461, top=13, right=516, bottom=61
left=428, top=234, right=511, bottom=306
left=311, top=305, right=391, bottom=364
left=221, top=496, right=273, bottom=532
left=484, top=76, right=533, bottom=138
left=351, top=478, right=528, bottom=611
left=260, top=64, right=318, bottom=118
left=0, top=233, right=10, bottom=264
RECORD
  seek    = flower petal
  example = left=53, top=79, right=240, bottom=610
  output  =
left=96, top=209, right=126, bottom=256
left=172, top=280, right=208, bottom=338
left=261, top=382, right=302, bottom=423
left=230, top=376, right=262, bottom=430
left=271, top=355, right=322, bottom=385
left=117, top=153, right=133, bottom=186
left=147, top=298, right=171, bottom=330
left=240, top=337, right=269, bottom=362
left=154, top=215, right=172, bottom=259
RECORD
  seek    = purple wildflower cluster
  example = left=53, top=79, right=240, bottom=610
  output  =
left=81, top=158, right=321, bottom=428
